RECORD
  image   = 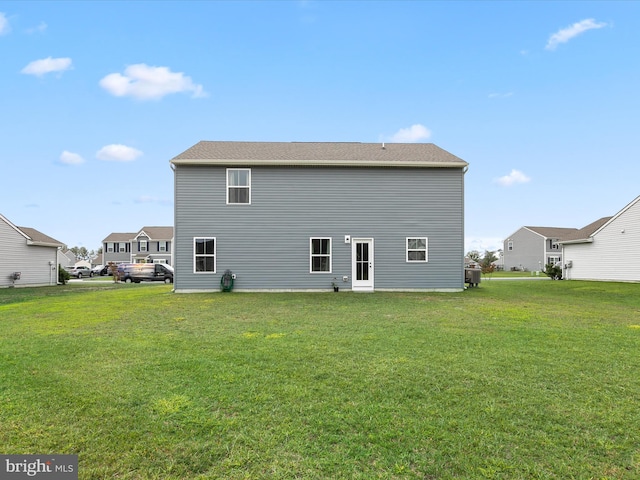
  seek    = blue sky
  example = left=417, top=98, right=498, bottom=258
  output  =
left=2, top=1, right=639, bottom=255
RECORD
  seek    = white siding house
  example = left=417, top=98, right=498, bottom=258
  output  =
left=561, top=195, right=640, bottom=282
left=0, top=214, right=65, bottom=287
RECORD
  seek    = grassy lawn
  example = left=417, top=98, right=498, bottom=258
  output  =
left=1, top=281, right=639, bottom=479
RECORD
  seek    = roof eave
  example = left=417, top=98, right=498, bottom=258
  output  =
left=170, top=159, right=469, bottom=168
left=559, top=238, right=594, bottom=245
left=27, top=240, right=64, bottom=248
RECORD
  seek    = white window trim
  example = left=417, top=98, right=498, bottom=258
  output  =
left=193, top=237, right=216, bottom=274
left=406, top=237, right=428, bottom=263
left=139, top=240, right=148, bottom=252
left=310, top=237, right=332, bottom=273
left=226, top=168, right=251, bottom=205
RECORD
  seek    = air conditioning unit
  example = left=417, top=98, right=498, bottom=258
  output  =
left=564, top=260, right=573, bottom=269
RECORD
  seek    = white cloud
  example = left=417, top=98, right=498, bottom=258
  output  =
left=21, top=57, right=72, bottom=76
left=546, top=18, right=608, bottom=51
left=99, top=64, right=207, bottom=100
left=59, top=151, right=85, bottom=165
left=495, top=169, right=531, bottom=187
left=488, top=92, right=514, bottom=99
left=389, top=124, right=432, bottom=143
left=26, top=21, right=47, bottom=34
left=96, top=144, right=143, bottom=162
left=465, top=236, right=505, bottom=255
left=0, top=12, right=10, bottom=35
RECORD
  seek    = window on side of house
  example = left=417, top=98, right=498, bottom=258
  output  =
left=119, top=242, right=126, bottom=252
left=547, top=256, right=560, bottom=266
left=194, top=237, right=216, bottom=273
left=107, top=243, right=114, bottom=253
left=406, top=237, right=428, bottom=262
left=227, top=168, right=251, bottom=204
left=507, top=241, right=513, bottom=251
left=139, top=240, right=148, bottom=252
left=310, top=238, right=331, bottom=273
left=159, top=241, right=167, bottom=252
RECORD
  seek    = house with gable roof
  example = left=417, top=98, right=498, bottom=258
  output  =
left=102, top=226, right=174, bottom=267
left=170, top=141, right=468, bottom=292
left=1, top=213, right=65, bottom=287
left=560, top=195, right=640, bottom=282
left=503, top=219, right=611, bottom=273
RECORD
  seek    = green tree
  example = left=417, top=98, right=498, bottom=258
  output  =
left=467, top=250, right=481, bottom=262
left=69, top=246, right=90, bottom=261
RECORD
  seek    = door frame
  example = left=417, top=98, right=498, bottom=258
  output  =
left=351, top=238, right=374, bottom=292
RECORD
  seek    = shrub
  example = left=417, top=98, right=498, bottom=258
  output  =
left=543, top=263, right=562, bottom=280
left=58, top=265, right=70, bottom=285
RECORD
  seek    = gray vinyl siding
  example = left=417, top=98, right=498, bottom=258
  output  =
left=503, top=228, right=545, bottom=272
left=1, top=221, right=58, bottom=287
left=174, top=165, right=464, bottom=291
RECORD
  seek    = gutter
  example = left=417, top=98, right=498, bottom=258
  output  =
left=558, top=238, right=593, bottom=245
left=27, top=240, right=65, bottom=248
left=170, top=159, right=469, bottom=168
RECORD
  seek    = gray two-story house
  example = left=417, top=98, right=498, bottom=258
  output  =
left=170, top=141, right=468, bottom=292
left=103, top=227, right=174, bottom=266
left=502, top=220, right=609, bottom=272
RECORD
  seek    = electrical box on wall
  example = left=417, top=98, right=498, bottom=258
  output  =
left=344, top=235, right=351, bottom=244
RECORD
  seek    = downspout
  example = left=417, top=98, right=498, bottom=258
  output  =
left=170, top=162, right=176, bottom=292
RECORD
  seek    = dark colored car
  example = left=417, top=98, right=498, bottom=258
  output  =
left=117, top=263, right=174, bottom=284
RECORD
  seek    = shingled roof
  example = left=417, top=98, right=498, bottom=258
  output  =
left=171, top=141, right=468, bottom=168
left=559, top=217, right=612, bottom=243
left=17, top=226, right=65, bottom=247
left=524, top=226, right=580, bottom=239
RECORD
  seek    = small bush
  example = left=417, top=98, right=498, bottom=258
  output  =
left=543, top=263, right=562, bottom=280
left=58, top=265, right=70, bottom=285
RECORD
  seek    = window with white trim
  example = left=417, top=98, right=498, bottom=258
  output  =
left=107, top=243, right=114, bottom=253
left=310, top=238, right=331, bottom=273
left=507, top=241, right=513, bottom=251
left=547, top=256, right=561, bottom=266
left=406, top=237, right=428, bottom=262
left=227, top=168, right=251, bottom=204
left=139, top=240, right=147, bottom=252
left=194, top=237, right=216, bottom=273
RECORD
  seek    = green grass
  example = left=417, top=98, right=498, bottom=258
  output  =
left=1, top=281, right=639, bottom=479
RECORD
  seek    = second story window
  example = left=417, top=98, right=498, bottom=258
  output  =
left=508, top=241, right=513, bottom=251
left=139, top=240, right=147, bottom=252
left=227, top=168, right=251, bottom=204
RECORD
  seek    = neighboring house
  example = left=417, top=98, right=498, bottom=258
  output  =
left=58, top=249, right=77, bottom=268
left=102, top=227, right=174, bottom=266
left=503, top=220, right=611, bottom=272
left=0, top=213, right=65, bottom=288
left=91, top=253, right=104, bottom=268
left=503, top=226, right=579, bottom=272
left=170, top=141, right=468, bottom=292
left=560, top=195, right=639, bottom=282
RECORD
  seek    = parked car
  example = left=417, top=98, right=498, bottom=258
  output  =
left=91, top=265, right=104, bottom=275
left=99, top=264, right=116, bottom=276
left=117, top=263, right=174, bottom=284
left=65, top=265, right=93, bottom=278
